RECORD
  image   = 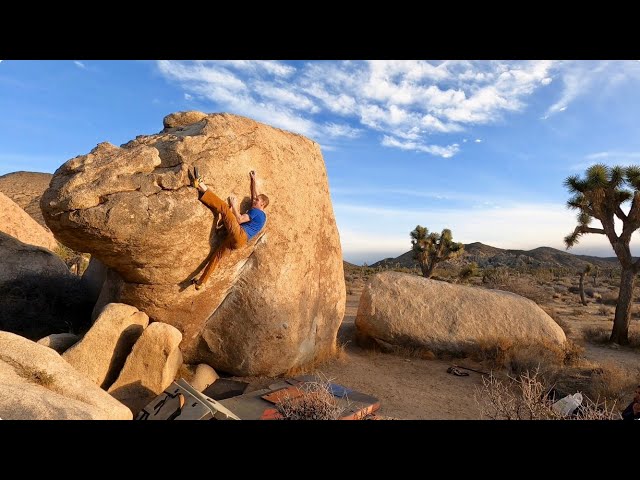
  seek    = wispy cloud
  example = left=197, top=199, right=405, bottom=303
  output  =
left=156, top=60, right=563, bottom=157
left=544, top=60, right=640, bottom=119
left=381, top=136, right=459, bottom=158
left=474, top=138, right=482, bottom=143
left=74, top=61, right=86, bottom=69
left=184, top=93, right=192, bottom=101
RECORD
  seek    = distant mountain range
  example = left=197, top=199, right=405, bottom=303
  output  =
left=365, top=242, right=620, bottom=271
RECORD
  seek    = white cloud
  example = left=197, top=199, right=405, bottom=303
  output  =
left=474, top=138, right=482, bottom=143
left=156, top=60, right=566, bottom=154
left=323, top=123, right=362, bottom=139
left=184, top=93, right=192, bottom=101
left=74, top=61, right=86, bottom=69
left=543, top=60, right=640, bottom=118
left=381, top=136, right=460, bottom=158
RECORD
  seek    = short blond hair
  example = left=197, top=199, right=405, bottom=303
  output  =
left=259, top=194, right=270, bottom=208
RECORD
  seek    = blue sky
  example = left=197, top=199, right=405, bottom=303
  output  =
left=2, top=60, right=640, bottom=265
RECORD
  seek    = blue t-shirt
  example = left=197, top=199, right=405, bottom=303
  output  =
left=241, top=208, right=266, bottom=240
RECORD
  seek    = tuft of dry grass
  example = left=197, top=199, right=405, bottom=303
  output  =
left=588, top=361, right=639, bottom=403
left=275, top=375, right=345, bottom=420
left=474, top=368, right=621, bottom=420
left=18, top=365, right=55, bottom=388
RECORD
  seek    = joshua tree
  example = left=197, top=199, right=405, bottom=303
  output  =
left=592, top=265, right=599, bottom=287
left=564, top=164, right=640, bottom=344
left=578, top=264, right=592, bottom=306
left=410, top=226, right=464, bottom=278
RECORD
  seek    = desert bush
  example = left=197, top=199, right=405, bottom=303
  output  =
left=562, top=340, right=585, bottom=366
left=598, top=292, right=618, bottom=306
left=571, top=308, right=585, bottom=316
left=458, top=262, right=478, bottom=283
left=588, top=361, right=640, bottom=403
left=533, top=268, right=555, bottom=284
left=275, top=377, right=345, bottom=420
left=482, top=267, right=510, bottom=286
left=553, top=285, right=567, bottom=294
left=475, top=369, right=621, bottom=420
left=54, top=244, right=90, bottom=276
left=583, top=325, right=611, bottom=344
left=598, top=305, right=610, bottom=317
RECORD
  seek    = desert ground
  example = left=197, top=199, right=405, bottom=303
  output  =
left=232, top=267, right=640, bottom=420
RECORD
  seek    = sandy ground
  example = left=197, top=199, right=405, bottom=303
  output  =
left=238, top=281, right=640, bottom=420
left=318, top=289, right=488, bottom=419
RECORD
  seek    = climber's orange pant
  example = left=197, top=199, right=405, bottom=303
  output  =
left=195, top=190, right=248, bottom=287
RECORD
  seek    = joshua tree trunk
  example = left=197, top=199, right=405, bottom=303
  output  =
left=419, top=260, right=434, bottom=278
left=611, top=267, right=636, bottom=344
left=579, top=273, right=587, bottom=306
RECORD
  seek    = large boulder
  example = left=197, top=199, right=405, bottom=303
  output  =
left=41, top=112, right=345, bottom=375
left=0, top=331, right=132, bottom=420
left=0, top=232, right=92, bottom=339
left=0, top=191, right=58, bottom=252
left=37, top=333, right=80, bottom=353
left=356, top=272, right=566, bottom=352
left=108, top=322, right=183, bottom=414
left=0, top=171, right=53, bottom=230
left=63, top=303, right=149, bottom=389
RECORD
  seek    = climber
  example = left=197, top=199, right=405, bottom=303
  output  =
left=191, top=169, right=269, bottom=290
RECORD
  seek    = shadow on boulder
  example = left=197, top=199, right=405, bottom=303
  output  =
left=0, top=273, right=94, bottom=340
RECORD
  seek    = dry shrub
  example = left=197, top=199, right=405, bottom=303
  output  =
left=589, top=361, right=639, bottom=403
left=571, top=308, right=585, bottom=316
left=475, top=369, right=621, bottom=420
left=563, top=340, right=585, bottom=366
left=598, top=305, right=610, bottom=317
left=468, top=337, right=582, bottom=382
left=599, top=292, right=618, bottom=306
left=583, top=324, right=640, bottom=349
left=583, top=325, right=611, bottom=344
left=275, top=376, right=345, bottom=420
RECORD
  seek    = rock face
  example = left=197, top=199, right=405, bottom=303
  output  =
left=37, top=333, right=79, bottom=353
left=63, top=303, right=149, bottom=389
left=108, top=322, right=183, bottom=414
left=0, top=171, right=53, bottom=230
left=0, top=191, right=58, bottom=251
left=0, top=331, right=132, bottom=420
left=41, top=112, right=345, bottom=375
left=0, top=232, right=92, bottom=339
left=356, top=272, right=566, bottom=352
